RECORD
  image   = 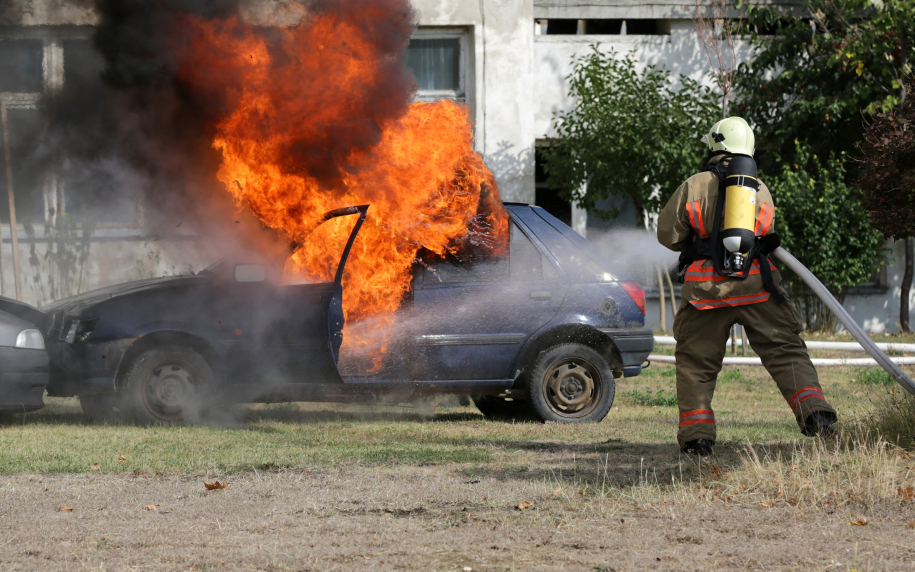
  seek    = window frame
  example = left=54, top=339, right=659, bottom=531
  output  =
left=408, top=27, right=472, bottom=110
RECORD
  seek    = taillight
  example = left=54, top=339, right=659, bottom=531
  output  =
left=618, top=281, right=645, bottom=314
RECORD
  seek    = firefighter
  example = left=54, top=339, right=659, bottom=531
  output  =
left=657, top=116, right=838, bottom=456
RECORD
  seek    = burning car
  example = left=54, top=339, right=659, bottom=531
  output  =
left=3, top=204, right=652, bottom=424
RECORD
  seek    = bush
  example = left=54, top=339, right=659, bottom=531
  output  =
left=862, top=388, right=915, bottom=450
left=851, top=367, right=895, bottom=386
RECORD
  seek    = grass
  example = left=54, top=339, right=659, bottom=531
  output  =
left=1, top=331, right=913, bottom=508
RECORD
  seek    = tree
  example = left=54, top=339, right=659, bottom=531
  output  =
left=857, top=76, right=915, bottom=332
left=734, top=0, right=914, bottom=177
left=692, top=0, right=744, bottom=118
left=542, top=48, right=720, bottom=226
left=771, top=141, right=884, bottom=331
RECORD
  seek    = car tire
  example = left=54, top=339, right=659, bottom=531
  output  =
left=121, top=345, right=213, bottom=424
left=79, top=394, right=123, bottom=422
left=526, top=343, right=615, bottom=423
left=472, top=395, right=534, bottom=421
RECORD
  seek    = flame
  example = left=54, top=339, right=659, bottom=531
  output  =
left=172, top=4, right=508, bottom=367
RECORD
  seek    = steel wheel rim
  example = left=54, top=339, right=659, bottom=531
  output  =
left=142, top=360, right=196, bottom=421
left=543, top=357, right=601, bottom=418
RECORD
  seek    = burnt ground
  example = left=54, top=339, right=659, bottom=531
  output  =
left=2, top=466, right=914, bottom=572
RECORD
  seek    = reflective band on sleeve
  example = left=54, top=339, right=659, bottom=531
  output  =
left=788, top=386, right=825, bottom=411
left=693, top=201, right=708, bottom=238
left=679, top=409, right=715, bottom=427
left=691, top=291, right=771, bottom=310
left=755, top=203, right=774, bottom=236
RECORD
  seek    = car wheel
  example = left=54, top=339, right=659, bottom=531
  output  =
left=122, top=346, right=213, bottom=424
left=79, top=394, right=122, bottom=422
left=526, top=343, right=615, bottom=423
left=472, top=395, right=534, bottom=421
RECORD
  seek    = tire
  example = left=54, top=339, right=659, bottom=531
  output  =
left=121, top=345, right=213, bottom=424
left=526, top=343, right=615, bottom=423
left=472, top=395, right=534, bottom=421
left=79, top=394, right=123, bottom=422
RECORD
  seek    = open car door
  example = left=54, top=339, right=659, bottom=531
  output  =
left=248, top=205, right=368, bottom=395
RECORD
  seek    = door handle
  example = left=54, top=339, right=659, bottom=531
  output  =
left=529, top=290, right=551, bottom=301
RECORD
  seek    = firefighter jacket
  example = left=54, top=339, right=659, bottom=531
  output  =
left=657, top=168, right=783, bottom=310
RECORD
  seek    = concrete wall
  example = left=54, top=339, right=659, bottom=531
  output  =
left=413, top=0, right=536, bottom=204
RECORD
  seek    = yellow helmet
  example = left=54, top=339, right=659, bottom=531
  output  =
left=701, top=116, right=755, bottom=157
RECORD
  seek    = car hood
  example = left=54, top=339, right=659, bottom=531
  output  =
left=41, top=275, right=211, bottom=315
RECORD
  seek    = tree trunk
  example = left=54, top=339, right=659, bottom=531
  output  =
left=902, top=237, right=913, bottom=334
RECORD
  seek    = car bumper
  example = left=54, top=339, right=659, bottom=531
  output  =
left=598, top=326, right=654, bottom=377
left=0, top=347, right=49, bottom=412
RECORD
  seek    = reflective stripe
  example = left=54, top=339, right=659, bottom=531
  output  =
left=755, top=203, right=774, bottom=236
left=693, top=201, right=708, bottom=238
left=686, top=201, right=709, bottom=239
left=691, top=291, right=771, bottom=310
left=788, top=386, right=825, bottom=411
left=679, top=409, right=715, bottom=427
left=683, top=260, right=778, bottom=282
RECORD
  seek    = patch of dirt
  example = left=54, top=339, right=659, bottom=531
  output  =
left=1, top=467, right=913, bottom=571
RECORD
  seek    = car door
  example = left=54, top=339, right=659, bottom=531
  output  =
left=244, top=206, right=369, bottom=387
left=410, top=220, right=568, bottom=381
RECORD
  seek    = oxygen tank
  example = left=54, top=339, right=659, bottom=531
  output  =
left=720, top=155, right=759, bottom=273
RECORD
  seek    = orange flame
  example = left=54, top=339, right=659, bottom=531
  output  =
left=173, top=6, right=508, bottom=367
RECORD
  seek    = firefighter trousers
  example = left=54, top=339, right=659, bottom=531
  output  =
left=672, top=293, right=837, bottom=447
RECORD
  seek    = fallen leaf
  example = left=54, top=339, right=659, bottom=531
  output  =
left=144, top=504, right=159, bottom=511
left=787, top=498, right=798, bottom=506
left=711, top=466, right=723, bottom=479
left=898, top=486, right=914, bottom=500
left=118, top=456, right=126, bottom=462
left=906, top=521, right=915, bottom=529
left=91, top=463, right=100, bottom=470
left=204, top=481, right=227, bottom=490
left=760, top=501, right=776, bottom=508
left=516, top=501, right=533, bottom=511
left=57, top=506, right=73, bottom=512
left=850, top=517, right=870, bottom=526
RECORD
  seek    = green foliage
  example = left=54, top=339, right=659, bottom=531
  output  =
left=768, top=141, right=883, bottom=330
left=623, top=388, right=678, bottom=407
left=851, top=367, right=894, bottom=386
left=735, top=0, right=915, bottom=175
left=718, top=368, right=743, bottom=383
left=542, top=47, right=721, bottom=225
left=23, top=215, right=95, bottom=307
left=771, top=141, right=883, bottom=288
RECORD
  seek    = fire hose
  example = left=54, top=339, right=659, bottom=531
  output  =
left=772, top=247, right=915, bottom=397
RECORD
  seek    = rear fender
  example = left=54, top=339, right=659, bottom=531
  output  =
left=510, top=323, right=624, bottom=392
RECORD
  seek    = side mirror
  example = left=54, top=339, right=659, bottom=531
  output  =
left=235, top=264, right=266, bottom=283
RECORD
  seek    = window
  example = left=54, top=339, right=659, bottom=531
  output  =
left=0, top=40, right=43, bottom=92
left=423, top=252, right=508, bottom=284
left=407, top=29, right=469, bottom=104
left=58, top=39, right=139, bottom=224
left=510, top=222, right=558, bottom=281
left=535, top=19, right=671, bottom=36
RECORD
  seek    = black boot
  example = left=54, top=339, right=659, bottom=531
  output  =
left=803, top=411, right=839, bottom=438
left=681, top=439, right=714, bottom=456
